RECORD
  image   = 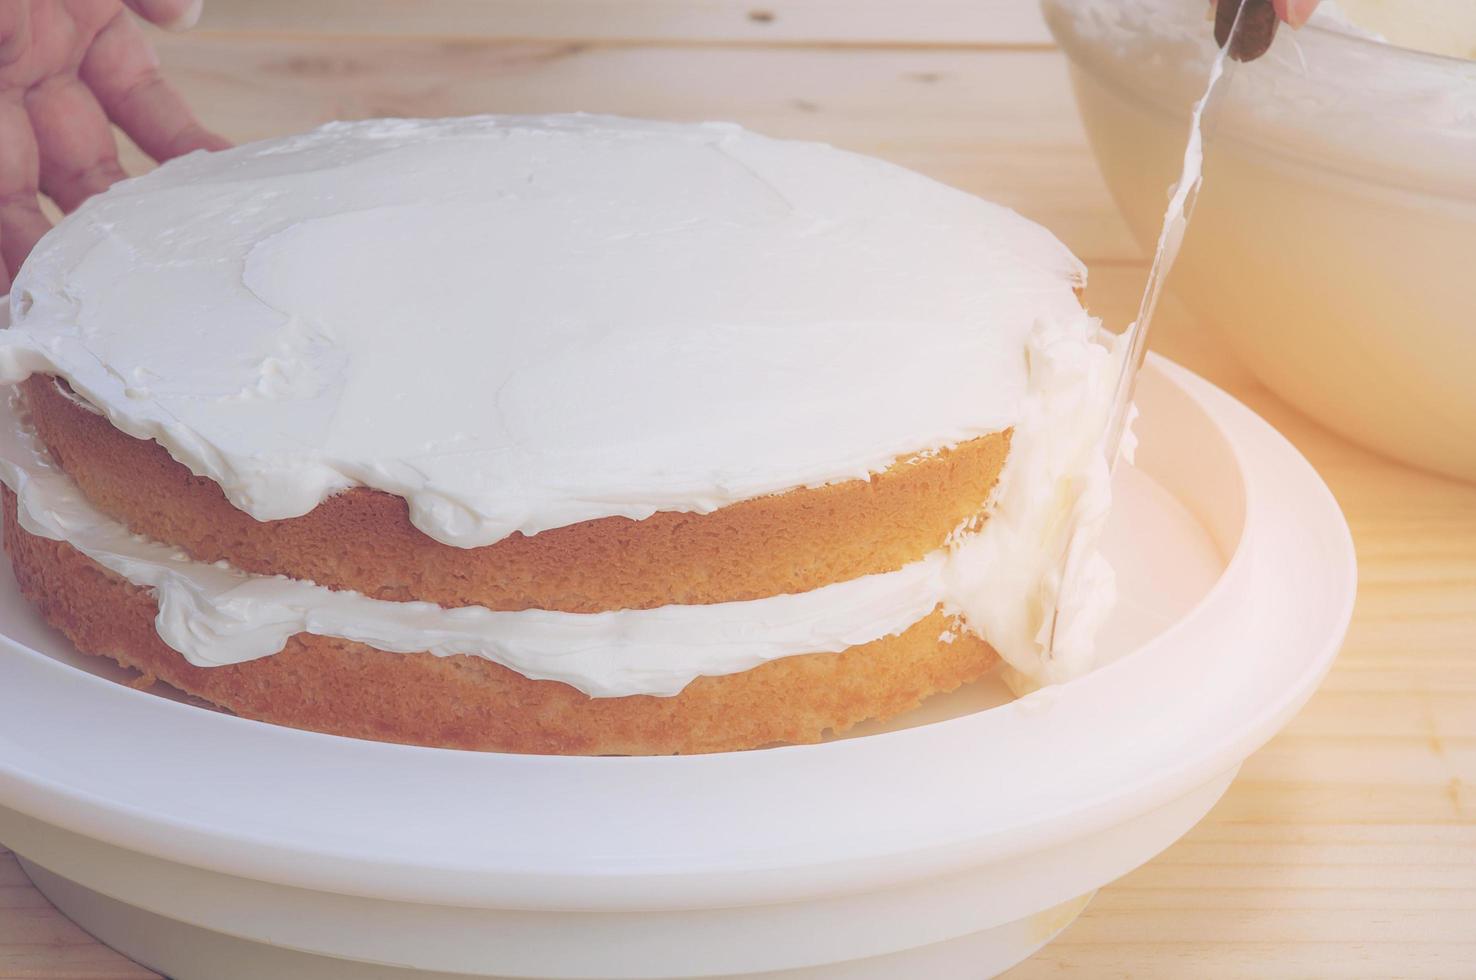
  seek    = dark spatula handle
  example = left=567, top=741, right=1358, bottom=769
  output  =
left=1215, top=0, right=1279, bottom=61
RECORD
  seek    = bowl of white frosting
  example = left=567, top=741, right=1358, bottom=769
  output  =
left=1044, top=0, right=1476, bottom=481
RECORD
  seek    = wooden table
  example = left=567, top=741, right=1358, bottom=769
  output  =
left=2, top=2, right=1474, bottom=977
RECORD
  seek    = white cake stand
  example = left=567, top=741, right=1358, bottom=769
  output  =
left=0, top=356, right=1355, bottom=980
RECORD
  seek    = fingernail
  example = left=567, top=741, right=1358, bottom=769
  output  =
left=165, top=0, right=204, bottom=32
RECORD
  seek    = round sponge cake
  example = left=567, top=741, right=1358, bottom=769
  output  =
left=0, top=114, right=1115, bottom=754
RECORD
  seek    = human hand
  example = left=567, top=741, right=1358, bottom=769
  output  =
left=0, top=0, right=227, bottom=292
left=1214, top=0, right=1323, bottom=29
left=1275, top=0, right=1322, bottom=26
left=1271, top=0, right=1321, bottom=27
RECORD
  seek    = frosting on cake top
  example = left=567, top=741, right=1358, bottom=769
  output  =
left=0, top=114, right=1086, bottom=547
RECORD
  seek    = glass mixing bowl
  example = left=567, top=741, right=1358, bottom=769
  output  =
left=1044, top=0, right=1476, bottom=481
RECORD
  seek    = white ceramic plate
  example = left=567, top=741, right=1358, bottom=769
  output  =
left=0, top=357, right=1355, bottom=979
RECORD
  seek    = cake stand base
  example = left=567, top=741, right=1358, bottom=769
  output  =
left=0, top=358, right=1356, bottom=980
left=23, top=857, right=1092, bottom=980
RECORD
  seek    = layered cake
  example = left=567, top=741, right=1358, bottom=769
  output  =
left=0, top=115, right=1120, bottom=754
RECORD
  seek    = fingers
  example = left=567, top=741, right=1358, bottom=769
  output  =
left=1221, top=0, right=1319, bottom=29
left=0, top=0, right=31, bottom=68
left=1287, top=0, right=1320, bottom=28
left=80, top=8, right=229, bottom=163
left=25, top=76, right=128, bottom=213
left=0, top=98, right=48, bottom=293
left=0, top=197, right=47, bottom=292
left=1271, top=0, right=1320, bottom=27
left=122, top=0, right=204, bottom=32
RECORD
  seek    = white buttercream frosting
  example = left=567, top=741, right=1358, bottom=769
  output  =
left=0, top=114, right=1088, bottom=547
left=1317, top=1, right=1476, bottom=60
left=2, top=312, right=1118, bottom=696
left=947, top=319, right=1123, bottom=688
left=1044, top=0, right=1476, bottom=195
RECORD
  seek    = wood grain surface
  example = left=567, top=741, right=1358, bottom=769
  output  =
left=2, top=1, right=1473, bottom=977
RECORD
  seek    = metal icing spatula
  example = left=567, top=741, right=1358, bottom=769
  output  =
left=1042, top=0, right=1277, bottom=662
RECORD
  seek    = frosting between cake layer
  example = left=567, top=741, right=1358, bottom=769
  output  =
left=0, top=314, right=1122, bottom=696
left=0, top=114, right=1088, bottom=548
